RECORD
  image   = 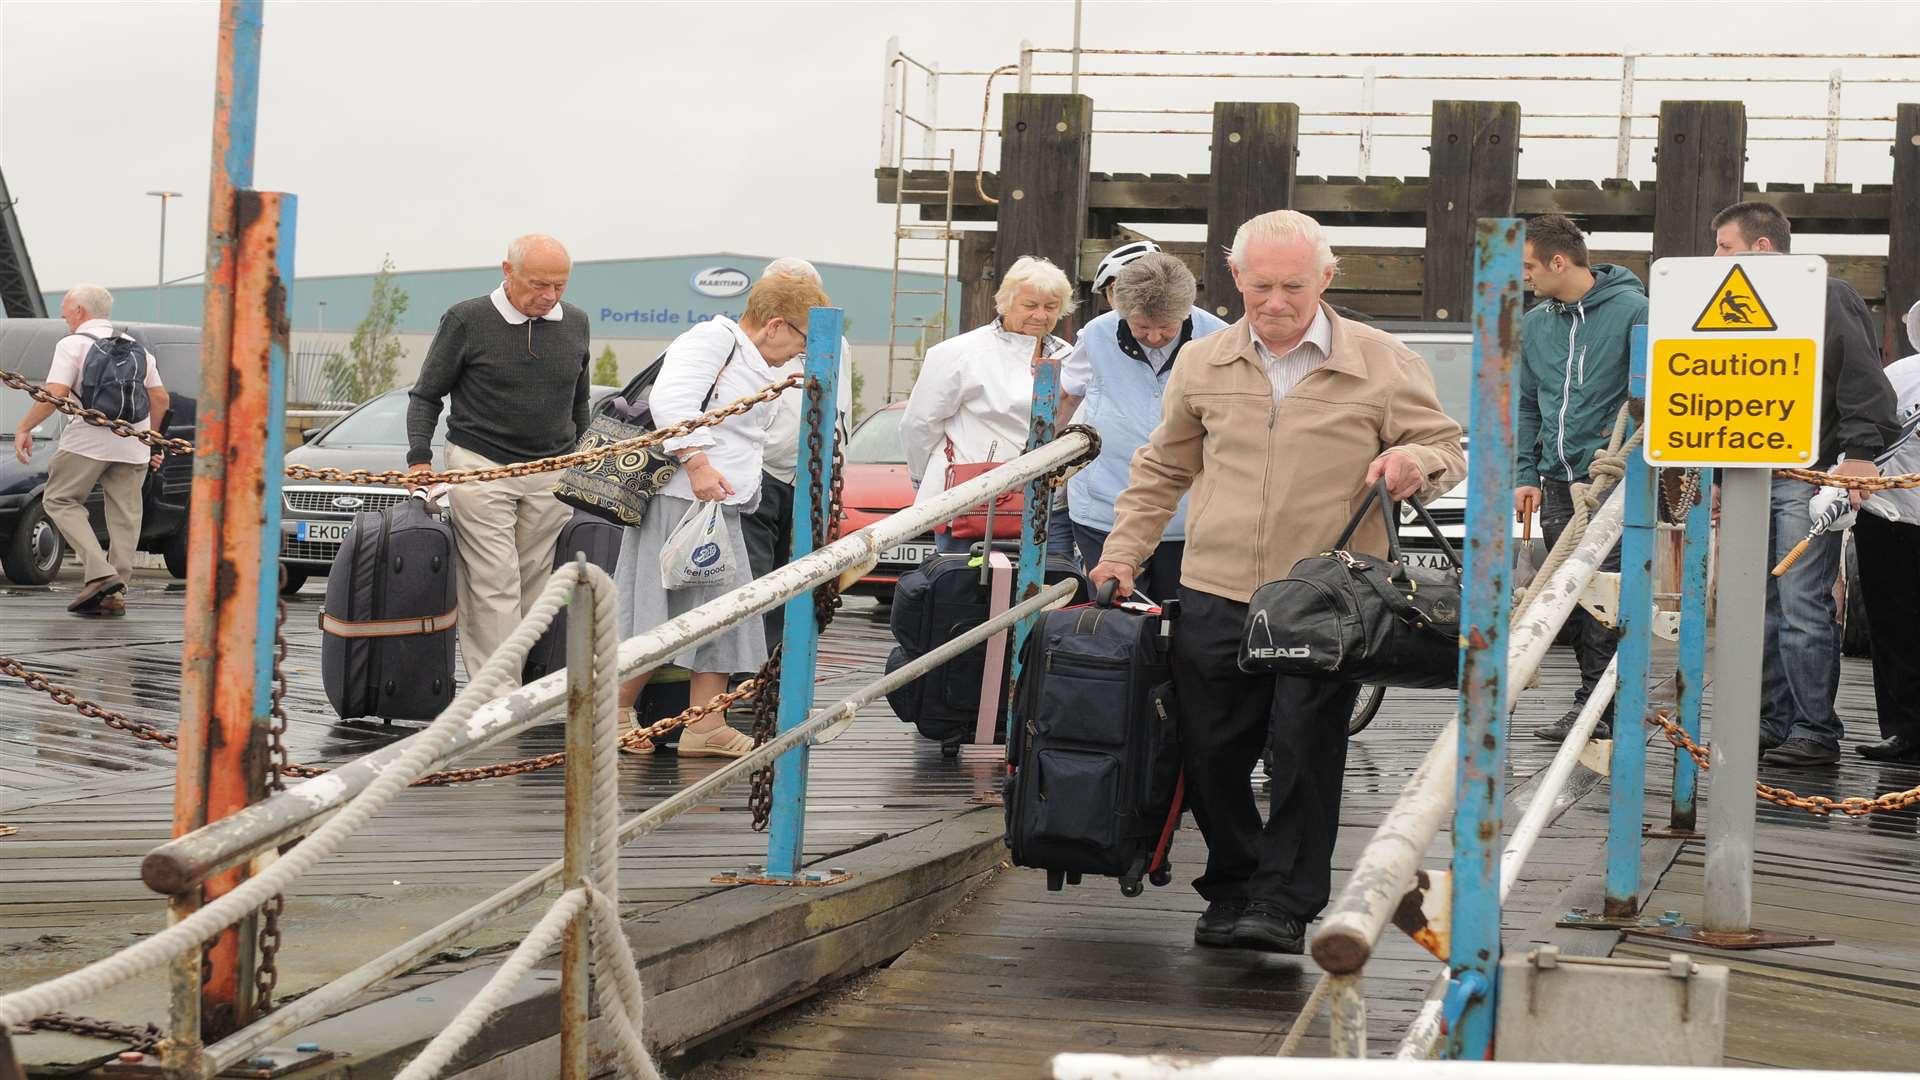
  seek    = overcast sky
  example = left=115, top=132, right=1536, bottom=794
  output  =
left=5, top=1, right=1917, bottom=294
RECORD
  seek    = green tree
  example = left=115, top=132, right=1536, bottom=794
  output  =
left=324, top=255, right=408, bottom=404
left=592, top=344, right=620, bottom=386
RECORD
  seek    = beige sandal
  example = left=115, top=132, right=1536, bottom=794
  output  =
left=617, top=708, right=656, bottom=755
left=675, top=724, right=754, bottom=758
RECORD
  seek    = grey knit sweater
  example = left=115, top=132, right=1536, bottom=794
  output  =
left=406, top=297, right=592, bottom=467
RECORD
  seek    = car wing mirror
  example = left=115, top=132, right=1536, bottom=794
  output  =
left=302, top=427, right=325, bottom=444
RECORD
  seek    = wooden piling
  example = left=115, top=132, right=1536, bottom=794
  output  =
left=995, top=93, right=1092, bottom=327
left=1204, top=103, right=1300, bottom=321
left=1886, top=103, right=1919, bottom=359
left=957, top=230, right=997, bottom=333
left=1652, top=101, right=1748, bottom=260
left=1423, top=101, right=1521, bottom=322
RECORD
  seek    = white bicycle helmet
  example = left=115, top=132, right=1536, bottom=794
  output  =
left=1092, top=240, right=1161, bottom=294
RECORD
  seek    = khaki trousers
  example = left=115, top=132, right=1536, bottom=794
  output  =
left=42, top=450, right=145, bottom=585
left=445, top=445, right=569, bottom=680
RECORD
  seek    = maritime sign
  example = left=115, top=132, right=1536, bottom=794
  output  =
left=690, top=266, right=752, bottom=298
left=1645, top=255, right=1826, bottom=468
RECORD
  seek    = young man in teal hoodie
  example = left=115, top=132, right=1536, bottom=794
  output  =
left=1514, top=214, right=1649, bottom=741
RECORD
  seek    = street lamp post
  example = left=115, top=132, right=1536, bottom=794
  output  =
left=146, top=190, right=184, bottom=322
left=317, top=299, right=327, bottom=336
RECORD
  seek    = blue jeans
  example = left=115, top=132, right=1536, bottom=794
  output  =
left=1761, top=474, right=1845, bottom=750
left=1070, top=521, right=1185, bottom=607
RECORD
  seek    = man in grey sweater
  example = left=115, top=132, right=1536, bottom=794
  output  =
left=407, top=234, right=591, bottom=678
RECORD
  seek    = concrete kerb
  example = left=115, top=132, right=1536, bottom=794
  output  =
left=271, top=807, right=1008, bottom=1078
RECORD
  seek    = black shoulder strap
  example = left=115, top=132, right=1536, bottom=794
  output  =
left=701, top=343, right=740, bottom=411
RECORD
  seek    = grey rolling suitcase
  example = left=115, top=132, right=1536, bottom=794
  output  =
left=521, top=509, right=627, bottom=684
left=320, top=494, right=459, bottom=720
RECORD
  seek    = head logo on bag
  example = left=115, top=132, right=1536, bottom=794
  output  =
left=1244, top=611, right=1313, bottom=660
left=691, top=542, right=722, bottom=569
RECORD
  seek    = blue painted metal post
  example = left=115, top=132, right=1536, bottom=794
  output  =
left=1669, top=467, right=1714, bottom=832
left=1446, top=218, right=1519, bottom=1062
left=765, top=308, right=844, bottom=880
left=1007, top=340, right=1062, bottom=691
left=1605, top=327, right=1656, bottom=918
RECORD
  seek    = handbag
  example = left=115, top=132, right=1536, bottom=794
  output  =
left=1238, top=479, right=1464, bottom=690
left=941, top=439, right=1026, bottom=540
left=553, top=347, right=733, bottom=528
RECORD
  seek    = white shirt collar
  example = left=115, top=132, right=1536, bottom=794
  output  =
left=74, top=318, right=114, bottom=336
left=1251, top=305, right=1331, bottom=364
left=489, top=283, right=564, bottom=324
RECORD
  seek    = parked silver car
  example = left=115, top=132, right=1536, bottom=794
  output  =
left=277, top=384, right=620, bottom=594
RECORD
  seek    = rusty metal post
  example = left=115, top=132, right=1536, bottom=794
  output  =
left=559, top=566, right=594, bottom=1080
left=172, top=0, right=278, bottom=1040
left=1446, top=217, right=1520, bottom=1061
left=163, top=894, right=208, bottom=1078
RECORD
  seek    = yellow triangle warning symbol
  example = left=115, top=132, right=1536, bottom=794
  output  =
left=1693, top=264, right=1777, bottom=332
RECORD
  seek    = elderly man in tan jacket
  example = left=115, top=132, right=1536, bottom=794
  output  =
left=1090, top=210, right=1465, bottom=955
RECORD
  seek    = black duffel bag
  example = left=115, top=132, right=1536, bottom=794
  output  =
left=1239, top=479, right=1463, bottom=689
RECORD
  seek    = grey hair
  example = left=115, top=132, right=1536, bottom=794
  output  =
left=65, top=284, right=113, bottom=318
left=505, top=233, right=569, bottom=270
left=994, top=255, right=1077, bottom=317
left=762, top=257, right=823, bottom=285
left=1226, top=209, right=1338, bottom=275
left=1111, top=253, right=1196, bottom=324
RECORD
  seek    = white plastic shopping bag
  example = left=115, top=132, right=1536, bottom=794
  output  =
left=659, top=500, right=739, bottom=590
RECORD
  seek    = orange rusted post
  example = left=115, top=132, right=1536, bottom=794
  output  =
left=174, top=0, right=282, bottom=1042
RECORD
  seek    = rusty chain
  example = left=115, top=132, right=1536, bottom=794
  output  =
left=1, top=367, right=193, bottom=455
left=1645, top=708, right=1920, bottom=817
left=286, top=374, right=803, bottom=487
left=15, top=1010, right=161, bottom=1052
left=0, top=657, right=181, bottom=751
left=253, top=575, right=296, bottom=1017
left=749, top=374, right=848, bottom=831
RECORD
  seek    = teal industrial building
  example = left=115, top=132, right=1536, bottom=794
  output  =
left=43, top=253, right=958, bottom=419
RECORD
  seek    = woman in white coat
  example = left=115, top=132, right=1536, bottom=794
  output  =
left=613, top=273, right=828, bottom=755
left=900, top=256, right=1075, bottom=553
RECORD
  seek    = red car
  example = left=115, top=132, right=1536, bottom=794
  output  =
left=835, top=402, right=938, bottom=597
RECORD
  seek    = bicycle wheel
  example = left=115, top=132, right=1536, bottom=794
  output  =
left=1348, top=684, right=1386, bottom=736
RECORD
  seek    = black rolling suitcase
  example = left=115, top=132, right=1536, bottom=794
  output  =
left=320, top=494, right=459, bottom=720
left=521, top=509, right=626, bottom=684
left=883, top=547, right=1086, bottom=755
left=1005, top=582, right=1185, bottom=896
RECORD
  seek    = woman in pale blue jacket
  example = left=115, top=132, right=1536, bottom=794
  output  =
left=1060, top=251, right=1226, bottom=603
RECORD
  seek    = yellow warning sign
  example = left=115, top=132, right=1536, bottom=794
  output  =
left=1651, top=339, right=1819, bottom=462
left=1692, top=264, right=1777, bottom=332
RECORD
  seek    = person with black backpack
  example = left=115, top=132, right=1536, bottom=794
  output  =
left=13, top=285, right=170, bottom=615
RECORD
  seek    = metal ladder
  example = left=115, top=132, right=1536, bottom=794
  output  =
left=885, top=150, right=956, bottom=403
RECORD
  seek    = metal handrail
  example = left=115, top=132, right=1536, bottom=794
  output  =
left=142, top=430, right=1093, bottom=893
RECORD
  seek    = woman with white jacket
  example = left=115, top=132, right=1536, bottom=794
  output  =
left=613, top=273, right=828, bottom=756
left=900, top=256, right=1075, bottom=553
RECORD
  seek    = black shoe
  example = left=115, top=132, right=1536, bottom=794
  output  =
left=1761, top=737, right=1840, bottom=767
left=1194, top=899, right=1246, bottom=947
left=1857, top=734, right=1920, bottom=764
left=1230, top=901, right=1306, bottom=954
left=1533, top=704, right=1611, bottom=743
left=1759, top=732, right=1784, bottom=753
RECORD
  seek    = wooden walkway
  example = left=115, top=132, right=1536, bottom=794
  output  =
left=7, top=570, right=1913, bottom=1075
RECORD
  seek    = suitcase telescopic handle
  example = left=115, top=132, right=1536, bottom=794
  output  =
left=1095, top=579, right=1120, bottom=608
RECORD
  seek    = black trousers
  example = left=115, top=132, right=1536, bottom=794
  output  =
left=1852, top=513, right=1920, bottom=741
left=740, top=472, right=795, bottom=648
left=1173, top=586, right=1359, bottom=920
left=1541, top=477, right=1620, bottom=711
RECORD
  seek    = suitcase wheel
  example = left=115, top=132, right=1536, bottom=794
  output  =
left=1120, top=877, right=1143, bottom=898
left=1046, top=869, right=1065, bottom=892
left=1065, top=871, right=1082, bottom=886
left=1150, top=866, right=1173, bottom=888
left=940, top=736, right=963, bottom=759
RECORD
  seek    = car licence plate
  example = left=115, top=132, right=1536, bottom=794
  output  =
left=1402, top=550, right=1456, bottom=572
left=879, top=541, right=935, bottom=567
left=295, top=520, right=353, bottom=543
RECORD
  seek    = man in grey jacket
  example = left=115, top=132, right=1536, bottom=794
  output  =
left=406, top=234, right=591, bottom=678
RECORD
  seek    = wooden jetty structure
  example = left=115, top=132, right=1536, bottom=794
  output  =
left=7, top=20, right=1920, bottom=1080
left=870, top=45, right=1920, bottom=399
